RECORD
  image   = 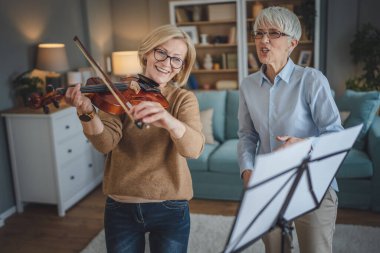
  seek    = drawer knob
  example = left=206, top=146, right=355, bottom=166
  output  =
left=70, top=175, right=75, bottom=180
left=88, top=163, right=93, bottom=168
left=67, top=149, right=72, bottom=153
left=65, top=125, right=70, bottom=129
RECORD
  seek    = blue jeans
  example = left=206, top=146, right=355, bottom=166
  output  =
left=104, top=197, right=190, bottom=253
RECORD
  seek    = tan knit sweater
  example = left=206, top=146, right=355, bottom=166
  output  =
left=85, top=84, right=205, bottom=200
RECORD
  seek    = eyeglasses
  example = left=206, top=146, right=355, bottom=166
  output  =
left=153, top=48, right=184, bottom=69
left=252, top=30, right=290, bottom=40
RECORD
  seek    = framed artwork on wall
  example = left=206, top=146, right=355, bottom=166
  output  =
left=298, top=50, right=312, bottom=67
left=180, top=26, right=199, bottom=44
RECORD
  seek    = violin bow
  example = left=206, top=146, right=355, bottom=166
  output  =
left=73, top=36, right=143, bottom=129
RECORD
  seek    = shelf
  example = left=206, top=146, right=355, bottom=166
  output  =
left=170, top=0, right=318, bottom=86
left=192, top=69, right=238, bottom=74
left=177, top=20, right=236, bottom=26
left=247, top=40, right=313, bottom=46
left=195, top=43, right=237, bottom=48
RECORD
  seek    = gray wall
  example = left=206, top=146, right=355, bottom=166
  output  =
left=0, top=0, right=112, bottom=215
left=111, top=0, right=170, bottom=50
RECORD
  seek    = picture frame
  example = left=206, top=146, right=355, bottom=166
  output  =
left=180, top=26, right=199, bottom=44
left=298, top=50, right=312, bottom=67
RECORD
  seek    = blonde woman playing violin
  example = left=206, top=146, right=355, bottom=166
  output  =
left=65, top=24, right=205, bottom=253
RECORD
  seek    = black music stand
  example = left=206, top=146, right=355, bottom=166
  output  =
left=223, top=124, right=363, bottom=253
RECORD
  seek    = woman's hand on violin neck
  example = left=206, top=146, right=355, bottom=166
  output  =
left=65, top=83, right=93, bottom=114
left=130, top=101, right=185, bottom=138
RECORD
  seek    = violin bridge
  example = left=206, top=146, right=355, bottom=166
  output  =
left=130, top=80, right=141, bottom=94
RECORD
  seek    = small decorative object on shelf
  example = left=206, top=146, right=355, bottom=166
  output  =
left=203, top=53, right=213, bottom=70
left=180, top=26, right=199, bottom=44
left=298, top=50, right=312, bottom=67
left=200, top=34, right=209, bottom=45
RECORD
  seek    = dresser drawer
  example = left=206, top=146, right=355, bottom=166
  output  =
left=55, top=133, right=90, bottom=166
left=51, top=110, right=83, bottom=142
left=59, top=155, right=96, bottom=202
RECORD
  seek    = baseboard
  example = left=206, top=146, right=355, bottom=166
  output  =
left=0, top=206, right=16, bottom=228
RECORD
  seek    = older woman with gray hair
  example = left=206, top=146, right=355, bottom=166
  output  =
left=237, top=6, right=343, bottom=253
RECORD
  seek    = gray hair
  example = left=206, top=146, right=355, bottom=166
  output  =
left=253, top=6, right=302, bottom=41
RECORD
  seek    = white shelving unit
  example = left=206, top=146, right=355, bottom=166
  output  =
left=169, top=0, right=321, bottom=88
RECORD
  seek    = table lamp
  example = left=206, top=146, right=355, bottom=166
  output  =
left=36, top=43, right=69, bottom=88
left=112, top=51, right=142, bottom=76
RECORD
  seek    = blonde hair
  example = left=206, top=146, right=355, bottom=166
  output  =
left=254, top=6, right=302, bottom=41
left=138, top=24, right=196, bottom=87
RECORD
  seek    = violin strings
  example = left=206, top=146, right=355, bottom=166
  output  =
left=73, top=36, right=135, bottom=121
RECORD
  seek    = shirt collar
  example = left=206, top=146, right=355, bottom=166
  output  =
left=259, top=58, right=295, bottom=86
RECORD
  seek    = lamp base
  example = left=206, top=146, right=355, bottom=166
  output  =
left=45, top=73, right=63, bottom=89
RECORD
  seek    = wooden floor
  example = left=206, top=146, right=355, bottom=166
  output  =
left=1, top=185, right=380, bottom=253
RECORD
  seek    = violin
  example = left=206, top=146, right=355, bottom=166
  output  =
left=30, top=36, right=170, bottom=129
left=28, top=74, right=169, bottom=116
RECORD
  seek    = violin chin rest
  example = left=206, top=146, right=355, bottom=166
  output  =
left=138, top=74, right=159, bottom=87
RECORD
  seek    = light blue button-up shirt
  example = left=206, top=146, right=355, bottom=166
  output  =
left=237, top=59, right=343, bottom=190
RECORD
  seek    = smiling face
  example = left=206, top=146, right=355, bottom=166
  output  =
left=144, top=38, right=187, bottom=87
left=255, top=27, right=298, bottom=72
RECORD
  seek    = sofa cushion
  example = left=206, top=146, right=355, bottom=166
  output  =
left=335, top=90, right=380, bottom=150
left=336, top=149, right=373, bottom=179
left=226, top=90, right=239, bottom=139
left=187, top=143, right=219, bottom=172
left=194, top=90, right=227, bottom=142
left=209, top=139, right=240, bottom=174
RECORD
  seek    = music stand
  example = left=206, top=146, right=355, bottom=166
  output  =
left=223, top=124, right=363, bottom=253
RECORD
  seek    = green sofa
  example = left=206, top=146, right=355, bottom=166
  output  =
left=189, top=89, right=380, bottom=212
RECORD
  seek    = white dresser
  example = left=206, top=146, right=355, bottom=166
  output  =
left=2, top=106, right=105, bottom=216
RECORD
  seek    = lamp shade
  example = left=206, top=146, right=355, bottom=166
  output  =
left=112, top=51, right=141, bottom=76
left=36, top=43, right=69, bottom=72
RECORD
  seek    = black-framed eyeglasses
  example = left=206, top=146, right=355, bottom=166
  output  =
left=153, top=48, right=184, bottom=69
left=252, top=30, right=290, bottom=40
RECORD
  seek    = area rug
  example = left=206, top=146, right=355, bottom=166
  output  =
left=81, top=213, right=380, bottom=253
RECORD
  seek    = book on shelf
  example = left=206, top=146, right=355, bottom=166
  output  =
left=175, top=8, right=189, bottom=23
left=216, top=53, right=227, bottom=69
left=187, top=74, right=199, bottom=90
left=248, top=53, right=259, bottom=69
left=228, top=26, right=236, bottom=44
left=226, top=53, right=237, bottom=69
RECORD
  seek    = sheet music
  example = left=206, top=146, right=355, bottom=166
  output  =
left=224, top=124, right=363, bottom=253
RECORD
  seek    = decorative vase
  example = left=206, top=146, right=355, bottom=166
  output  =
left=203, top=54, right=213, bottom=70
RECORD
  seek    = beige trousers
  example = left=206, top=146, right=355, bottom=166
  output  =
left=262, top=187, right=338, bottom=253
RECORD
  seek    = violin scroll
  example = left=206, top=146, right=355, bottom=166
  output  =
left=28, top=84, right=63, bottom=114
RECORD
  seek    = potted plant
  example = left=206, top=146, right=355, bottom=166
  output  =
left=346, top=23, right=380, bottom=91
left=13, top=71, right=44, bottom=106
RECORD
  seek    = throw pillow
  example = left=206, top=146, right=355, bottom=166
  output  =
left=200, top=108, right=216, bottom=144
left=336, top=89, right=380, bottom=150
left=339, top=111, right=351, bottom=124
